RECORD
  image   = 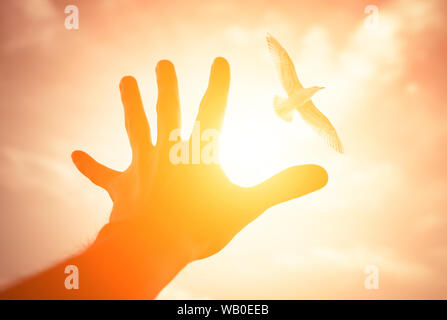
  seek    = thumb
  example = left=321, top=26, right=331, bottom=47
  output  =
left=71, top=150, right=119, bottom=190
left=248, top=164, right=328, bottom=212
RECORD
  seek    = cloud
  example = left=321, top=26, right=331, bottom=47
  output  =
left=0, top=0, right=58, bottom=53
left=0, top=147, right=75, bottom=198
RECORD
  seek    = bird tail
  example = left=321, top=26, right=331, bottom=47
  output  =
left=273, top=95, right=293, bottom=122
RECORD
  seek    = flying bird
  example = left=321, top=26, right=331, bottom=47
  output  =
left=266, top=33, right=344, bottom=153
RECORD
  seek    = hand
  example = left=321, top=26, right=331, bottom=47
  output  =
left=71, top=57, right=328, bottom=262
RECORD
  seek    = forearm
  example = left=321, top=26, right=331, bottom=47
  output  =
left=0, top=221, right=189, bottom=299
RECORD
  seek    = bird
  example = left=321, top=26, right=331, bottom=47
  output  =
left=266, top=33, right=344, bottom=153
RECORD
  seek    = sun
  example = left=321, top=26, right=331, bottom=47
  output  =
left=218, top=80, right=318, bottom=188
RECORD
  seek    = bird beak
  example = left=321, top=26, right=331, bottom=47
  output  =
left=318, top=86, right=326, bottom=90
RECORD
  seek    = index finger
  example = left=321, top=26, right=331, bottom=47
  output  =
left=196, top=57, right=230, bottom=131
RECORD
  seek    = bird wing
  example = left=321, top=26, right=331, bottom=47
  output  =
left=266, top=33, right=302, bottom=96
left=298, top=101, right=344, bottom=153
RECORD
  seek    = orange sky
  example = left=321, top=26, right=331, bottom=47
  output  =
left=0, top=0, right=446, bottom=298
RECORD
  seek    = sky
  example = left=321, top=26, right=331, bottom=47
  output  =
left=0, top=0, right=446, bottom=298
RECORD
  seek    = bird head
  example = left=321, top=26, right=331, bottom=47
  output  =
left=304, top=86, right=325, bottom=99
left=311, top=86, right=325, bottom=92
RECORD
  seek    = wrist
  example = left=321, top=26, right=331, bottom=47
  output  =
left=91, top=218, right=191, bottom=299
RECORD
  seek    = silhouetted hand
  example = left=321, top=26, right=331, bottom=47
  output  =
left=72, top=57, right=328, bottom=263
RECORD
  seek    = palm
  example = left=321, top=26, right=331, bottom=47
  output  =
left=72, top=58, right=328, bottom=262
